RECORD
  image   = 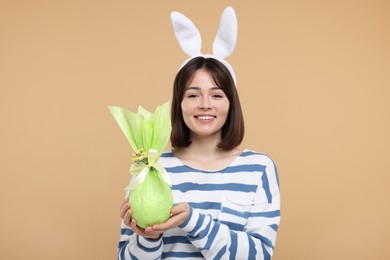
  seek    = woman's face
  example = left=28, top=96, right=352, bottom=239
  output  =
left=181, top=69, right=230, bottom=140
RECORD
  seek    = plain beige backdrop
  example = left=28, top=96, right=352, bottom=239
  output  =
left=1, top=0, right=389, bottom=259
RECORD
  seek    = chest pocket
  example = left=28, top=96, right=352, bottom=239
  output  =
left=218, top=198, right=253, bottom=231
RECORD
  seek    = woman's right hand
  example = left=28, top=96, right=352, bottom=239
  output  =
left=119, top=199, right=161, bottom=240
left=119, top=199, right=132, bottom=226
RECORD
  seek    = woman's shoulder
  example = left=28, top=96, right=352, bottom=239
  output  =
left=239, top=149, right=276, bottom=166
left=161, top=150, right=175, bottom=158
left=159, top=150, right=177, bottom=164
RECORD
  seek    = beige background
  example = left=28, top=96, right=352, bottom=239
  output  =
left=1, top=0, right=389, bottom=259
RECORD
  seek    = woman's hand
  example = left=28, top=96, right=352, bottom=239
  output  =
left=119, top=199, right=161, bottom=239
left=143, top=202, right=190, bottom=237
left=119, top=199, right=131, bottom=225
left=119, top=200, right=190, bottom=239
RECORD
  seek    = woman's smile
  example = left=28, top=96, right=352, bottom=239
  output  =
left=194, top=114, right=216, bottom=121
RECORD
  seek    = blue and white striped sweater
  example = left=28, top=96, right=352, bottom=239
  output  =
left=118, top=149, right=281, bottom=259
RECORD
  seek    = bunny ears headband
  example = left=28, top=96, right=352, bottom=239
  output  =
left=170, top=7, right=238, bottom=85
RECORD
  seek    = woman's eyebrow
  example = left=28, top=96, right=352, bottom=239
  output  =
left=186, top=86, right=201, bottom=90
left=185, top=86, right=221, bottom=90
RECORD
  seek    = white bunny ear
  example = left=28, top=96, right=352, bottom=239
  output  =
left=212, top=7, right=237, bottom=59
left=170, top=11, right=202, bottom=57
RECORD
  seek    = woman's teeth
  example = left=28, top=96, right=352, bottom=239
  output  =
left=197, top=116, right=214, bottom=120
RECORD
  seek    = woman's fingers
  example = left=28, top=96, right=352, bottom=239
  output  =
left=151, top=218, right=175, bottom=231
left=119, top=201, right=159, bottom=238
left=131, top=219, right=160, bottom=239
left=123, top=209, right=132, bottom=226
left=120, top=199, right=132, bottom=228
left=120, top=200, right=189, bottom=239
left=174, top=203, right=189, bottom=214
left=152, top=203, right=190, bottom=231
left=152, top=212, right=184, bottom=231
left=119, top=199, right=130, bottom=219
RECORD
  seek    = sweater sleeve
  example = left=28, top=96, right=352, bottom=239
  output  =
left=179, top=160, right=281, bottom=259
left=118, top=221, right=164, bottom=260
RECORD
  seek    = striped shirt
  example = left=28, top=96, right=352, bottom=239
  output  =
left=118, top=149, right=281, bottom=259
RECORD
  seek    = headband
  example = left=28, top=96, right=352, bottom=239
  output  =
left=170, top=7, right=238, bottom=85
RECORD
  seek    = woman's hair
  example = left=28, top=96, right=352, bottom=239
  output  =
left=170, top=56, right=245, bottom=150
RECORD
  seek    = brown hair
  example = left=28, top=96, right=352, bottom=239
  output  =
left=170, top=57, right=244, bottom=150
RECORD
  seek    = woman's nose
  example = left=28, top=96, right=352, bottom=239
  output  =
left=199, top=97, right=211, bottom=110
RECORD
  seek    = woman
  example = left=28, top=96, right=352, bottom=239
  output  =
left=118, top=57, right=281, bottom=259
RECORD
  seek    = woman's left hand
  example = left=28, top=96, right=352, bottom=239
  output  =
left=144, top=202, right=190, bottom=237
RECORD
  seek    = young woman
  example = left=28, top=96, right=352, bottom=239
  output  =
left=118, top=57, right=281, bottom=259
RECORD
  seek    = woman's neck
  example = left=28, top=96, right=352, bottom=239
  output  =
left=172, top=133, right=243, bottom=171
left=173, top=144, right=243, bottom=171
left=185, top=133, right=223, bottom=161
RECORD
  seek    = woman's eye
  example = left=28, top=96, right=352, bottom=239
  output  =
left=212, top=94, right=224, bottom=99
left=187, top=94, right=198, bottom=98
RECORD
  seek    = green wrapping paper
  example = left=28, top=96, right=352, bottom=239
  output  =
left=108, top=101, right=173, bottom=228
